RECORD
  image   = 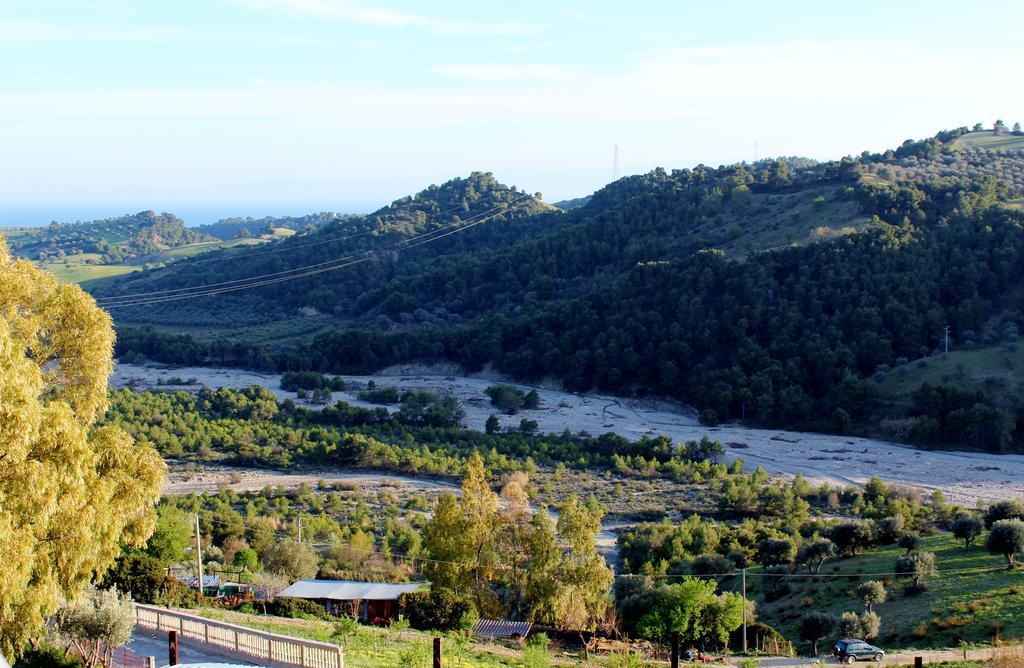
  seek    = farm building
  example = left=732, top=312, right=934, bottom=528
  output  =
left=278, top=579, right=425, bottom=622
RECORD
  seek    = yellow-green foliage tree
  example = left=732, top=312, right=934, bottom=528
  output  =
left=0, top=238, right=165, bottom=656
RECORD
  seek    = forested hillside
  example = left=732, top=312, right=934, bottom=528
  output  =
left=5, top=210, right=212, bottom=262
left=110, top=129, right=1024, bottom=451
left=195, top=211, right=358, bottom=240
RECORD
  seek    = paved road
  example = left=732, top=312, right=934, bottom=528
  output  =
left=126, top=629, right=260, bottom=667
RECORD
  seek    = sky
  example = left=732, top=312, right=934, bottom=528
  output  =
left=1, top=0, right=1023, bottom=223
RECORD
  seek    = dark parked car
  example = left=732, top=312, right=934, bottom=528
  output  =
left=834, top=639, right=885, bottom=663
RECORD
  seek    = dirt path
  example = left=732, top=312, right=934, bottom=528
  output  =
left=755, top=645, right=1015, bottom=666
left=163, top=463, right=460, bottom=496
left=114, top=363, right=1024, bottom=505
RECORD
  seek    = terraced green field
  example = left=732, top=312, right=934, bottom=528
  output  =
left=44, top=261, right=140, bottom=287
left=951, top=131, right=1024, bottom=151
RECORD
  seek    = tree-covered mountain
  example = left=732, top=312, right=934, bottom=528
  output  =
left=112, top=130, right=1024, bottom=451
left=98, top=172, right=554, bottom=324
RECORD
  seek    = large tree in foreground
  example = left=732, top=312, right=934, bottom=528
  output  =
left=0, top=239, right=165, bottom=656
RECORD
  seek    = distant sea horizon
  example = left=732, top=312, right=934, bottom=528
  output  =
left=0, top=201, right=383, bottom=229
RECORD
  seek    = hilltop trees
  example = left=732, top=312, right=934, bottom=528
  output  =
left=0, top=240, right=165, bottom=657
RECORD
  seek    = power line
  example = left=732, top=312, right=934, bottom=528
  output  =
left=171, top=203, right=472, bottom=268
left=98, top=197, right=528, bottom=305
left=98, top=197, right=533, bottom=308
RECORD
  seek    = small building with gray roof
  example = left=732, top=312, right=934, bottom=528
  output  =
left=277, top=579, right=426, bottom=623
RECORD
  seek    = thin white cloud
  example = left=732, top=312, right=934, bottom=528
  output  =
left=1, top=40, right=1018, bottom=130
left=0, top=18, right=181, bottom=43
left=431, top=63, right=581, bottom=83
left=231, top=0, right=541, bottom=35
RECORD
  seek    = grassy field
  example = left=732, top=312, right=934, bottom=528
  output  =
left=951, top=132, right=1024, bottom=152
left=709, top=185, right=873, bottom=258
left=43, top=261, right=140, bottom=287
left=195, top=608, right=568, bottom=667
left=151, top=237, right=266, bottom=261
left=38, top=237, right=270, bottom=289
left=875, top=339, right=1024, bottom=411
left=755, top=533, right=1024, bottom=652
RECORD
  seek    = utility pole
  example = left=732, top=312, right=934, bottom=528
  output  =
left=741, top=568, right=748, bottom=654
left=194, top=514, right=204, bottom=596
left=944, top=325, right=951, bottom=354
left=298, top=518, right=303, bottom=544
left=612, top=143, right=620, bottom=181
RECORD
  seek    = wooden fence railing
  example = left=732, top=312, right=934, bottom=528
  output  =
left=134, top=604, right=344, bottom=668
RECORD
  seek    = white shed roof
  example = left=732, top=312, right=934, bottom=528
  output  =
left=279, top=579, right=425, bottom=601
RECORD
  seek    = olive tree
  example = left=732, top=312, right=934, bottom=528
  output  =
left=796, top=538, right=836, bottom=574
left=54, top=586, right=136, bottom=668
left=987, top=519, right=1024, bottom=567
left=799, top=612, right=838, bottom=656
left=857, top=580, right=886, bottom=613
left=896, top=551, right=937, bottom=589
left=952, top=515, right=983, bottom=549
left=839, top=611, right=881, bottom=640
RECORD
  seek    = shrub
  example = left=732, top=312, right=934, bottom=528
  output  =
left=692, top=554, right=733, bottom=576
left=274, top=597, right=330, bottom=620
left=830, top=521, right=875, bottom=556
left=875, top=516, right=905, bottom=545
left=758, top=538, right=796, bottom=566
left=14, top=643, right=84, bottom=668
left=398, top=590, right=477, bottom=632
left=984, top=500, right=1024, bottom=528
left=898, top=532, right=921, bottom=554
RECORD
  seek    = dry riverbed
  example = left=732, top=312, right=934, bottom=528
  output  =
left=113, top=362, right=1024, bottom=505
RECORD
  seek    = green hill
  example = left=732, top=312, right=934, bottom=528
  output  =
left=195, top=211, right=355, bottom=240
left=109, top=130, right=1024, bottom=453
left=0, top=210, right=268, bottom=288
